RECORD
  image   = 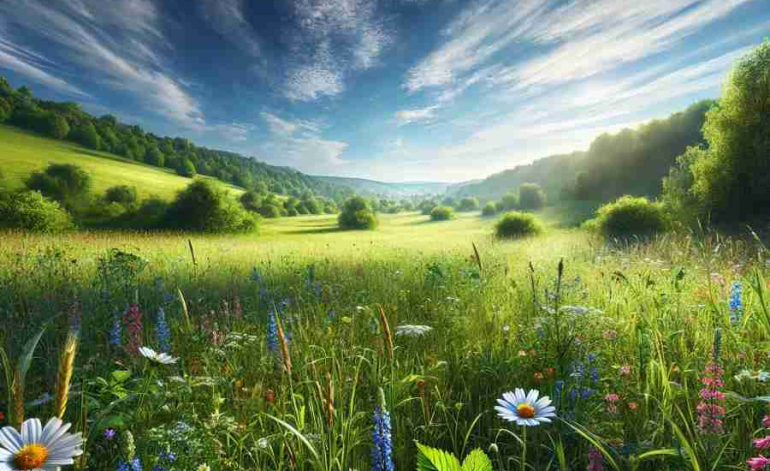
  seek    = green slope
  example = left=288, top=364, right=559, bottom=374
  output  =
left=0, top=125, right=244, bottom=200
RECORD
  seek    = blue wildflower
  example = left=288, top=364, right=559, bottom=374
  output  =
left=251, top=267, right=262, bottom=283
left=371, top=398, right=394, bottom=471
left=267, top=307, right=279, bottom=354
left=110, top=313, right=122, bottom=347
left=104, top=428, right=116, bottom=440
left=589, top=366, right=600, bottom=384
left=156, top=308, right=171, bottom=353
left=117, top=458, right=142, bottom=471
left=729, top=281, right=742, bottom=324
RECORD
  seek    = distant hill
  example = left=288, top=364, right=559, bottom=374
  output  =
left=315, top=176, right=454, bottom=198
left=450, top=100, right=714, bottom=204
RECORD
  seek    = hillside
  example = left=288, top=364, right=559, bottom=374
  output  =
left=451, top=100, right=714, bottom=203
left=0, top=125, right=243, bottom=201
left=316, top=176, right=452, bottom=197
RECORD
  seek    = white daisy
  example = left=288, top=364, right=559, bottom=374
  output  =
left=138, top=347, right=178, bottom=365
left=394, top=325, right=433, bottom=337
left=495, top=388, right=556, bottom=427
left=196, top=464, right=211, bottom=471
left=0, top=417, right=83, bottom=471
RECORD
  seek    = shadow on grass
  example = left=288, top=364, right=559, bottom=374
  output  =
left=407, top=218, right=448, bottom=226
left=290, top=226, right=345, bottom=235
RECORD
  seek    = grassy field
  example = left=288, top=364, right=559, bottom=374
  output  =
left=0, top=125, right=243, bottom=200
left=1, top=211, right=770, bottom=470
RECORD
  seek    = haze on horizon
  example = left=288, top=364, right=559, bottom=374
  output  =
left=0, top=0, right=767, bottom=183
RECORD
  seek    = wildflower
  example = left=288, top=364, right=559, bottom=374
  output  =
left=371, top=394, right=394, bottom=471
left=0, top=417, right=83, bottom=470
left=394, top=325, right=433, bottom=337
left=697, top=334, right=725, bottom=435
left=748, top=456, right=770, bottom=470
left=603, top=330, right=617, bottom=341
left=123, top=303, right=144, bottom=356
left=587, top=446, right=604, bottom=471
left=736, top=369, right=770, bottom=382
left=533, top=372, right=544, bottom=383
left=196, top=465, right=211, bottom=471
left=117, top=458, right=143, bottom=471
left=619, top=365, right=631, bottom=376
left=604, top=394, right=619, bottom=413
left=764, top=414, right=770, bottom=428
left=155, top=308, right=171, bottom=353
left=729, top=281, right=742, bottom=324
left=628, top=402, right=638, bottom=410
left=104, top=428, right=116, bottom=440
left=502, top=325, right=511, bottom=333
left=110, top=313, right=122, bottom=347
left=754, top=436, right=770, bottom=450
left=495, top=388, right=556, bottom=426
left=138, top=347, right=178, bottom=366
left=267, top=307, right=279, bottom=354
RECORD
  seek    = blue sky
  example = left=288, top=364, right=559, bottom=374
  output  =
left=0, top=0, right=767, bottom=182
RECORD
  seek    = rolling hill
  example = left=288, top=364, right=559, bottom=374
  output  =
left=0, top=125, right=244, bottom=201
left=315, top=176, right=453, bottom=198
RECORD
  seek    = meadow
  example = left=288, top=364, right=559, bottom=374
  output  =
left=1, top=211, right=769, bottom=471
left=0, top=125, right=243, bottom=200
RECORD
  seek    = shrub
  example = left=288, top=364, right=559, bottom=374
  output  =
left=495, top=211, right=544, bottom=239
left=166, top=180, right=257, bottom=233
left=26, top=163, right=92, bottom=212
left=338, top=196, right=378, bottom=230
left=0, top=190, right=72, bottom=232
left=519, top=183, right=546, bottom=210
left=588, top=196, right=670, bottom=239
left=257, top=204, right=281, bottom=218
left=458, top=197, right=479, bottom=212
left=499, top=193, right=518, bottom=211
left=286, top=207, right=299, bottom=217
left=176, top=159, right=197, bottom=178
left=430, top=206, right=454, bottom=221
left=419, top=200, right=437, bottom=215
left=239, top=191, right=263, bottom=212
left=70, top=122, right=101, bottom=150
left=104, top=185, right=139, bottom=210
left=132, top=196, right=169, bottom=228
left=481, top=202, right=497, bottom=217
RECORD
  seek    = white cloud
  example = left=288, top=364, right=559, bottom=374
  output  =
left=261, top=112, right=299, bottom=136
left=395, top=105, right=440, bottom=126
left=198, top=0, right=261, bottom=57
left=0, top=0, right=204, bottom=129
left=0, top=38, right=87, bottom=97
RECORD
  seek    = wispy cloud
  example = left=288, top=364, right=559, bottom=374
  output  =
left=395, top=105, right=439, bottom=126
left=0, top=38, right=87, bottom=97
left=198, top=0, right=261, bottom=57
left=0, top=0, right=205, bottom=129
left=261, top=111, right=299, bottom=136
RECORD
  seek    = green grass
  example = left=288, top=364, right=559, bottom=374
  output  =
left=0, top=125, right=244, bottom=200
left=1, top=199, right=769, bottom=470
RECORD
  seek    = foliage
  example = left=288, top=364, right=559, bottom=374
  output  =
left=494, top=211, right=544, bottom=238
left=104, top=185, right=139, bottom=210
left=25, top=163, right=92, bottom=212
left=415, top=443, right=493, bottom=471
left=70, top=122, right=102, bottom=150
left=682, top=41, right=770, bottom=222
left=588, top=195, right=670, bottom=239
left=481, top=202, right=497, bottom=217
left=430, top=205, right=454, bottom=221
left=518, top=183, right=547, bottom=210
left=0, top=190, right=72, bottom=232
left=499, top=193, right=518, bottom=211
left=458, top=197, right=479, bottom=212
left=165, top=180, right=258, bottom=233
left=176, top=159, right=196, bottom=178
left=420, top=200, right=438, bottom=215
left=338, top=196, right=378, bottom=230
left=239, top=191, right=263, bottom=212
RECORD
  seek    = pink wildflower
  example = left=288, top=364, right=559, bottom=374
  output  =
left=123, top=303, right=144, bottom=356
left=697, top=353, right=725, bottom=435
left=604, top=394, right=619, bottom=414
left=619, top=365, right=631, bottom=376
left=587, top=446, right=603, bottom=471
left=748, top=456, right=770, bottom=470
left=755, top=436, right=770, bottom=450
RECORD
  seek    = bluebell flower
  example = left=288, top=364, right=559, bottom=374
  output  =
left=117, top=458, right=142, bottom=471
left=156, top=307, right=171, bottom=353
left=110, top=313, right=122, bottom=347
left=371, top=406, right=394, bottom=471
left=589, top=367, right=600, bottom=384
left=729, top=281, right=742, bottom=324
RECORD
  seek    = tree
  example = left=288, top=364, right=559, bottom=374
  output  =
left=41, top=113, right=70, bottom=139
left=458, top=197, right=479, bottom=212
left=26, top=164, right=92, bottom=212
left=499, top=193, right=518, bottom=211
left=70, top=122, right=101, bottom=150
left=177, top=159, right=197, bottom=178
left=519, top=183, right=546, bottom=210
left=0, top=190, right=72, bottom=233
left=684, top=41, right=770, bottom=221
left=0, top=97, right=12, bottom=122
left=239, top=191, right=263, bottom=212
left=145, top=147, right=165, bottom=167
left=338, top=196, right=378, bottom=230
left=166, top=180, right=257, bottom=233
left=104, top=185, right=139, bottom=210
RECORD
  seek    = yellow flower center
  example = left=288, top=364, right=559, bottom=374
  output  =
left=14, top=444, right=49, bottom=470
left=516, top=403, right=535, bottom=419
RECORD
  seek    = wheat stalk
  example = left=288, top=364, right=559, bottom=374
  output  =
left=55, top=332, right=79, bottom=419
left=275, top=316, right=292, bottom=375
left=377, top=305, right=394, bottom=359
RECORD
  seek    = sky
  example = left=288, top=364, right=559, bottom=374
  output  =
left=0, top=0, right=767, bottom=182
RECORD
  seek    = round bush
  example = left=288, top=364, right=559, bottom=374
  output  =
left=338, top=197, right=378, bottom=230
left=430, top=206, right=454, bottom=221
left=0, top=190, right=72, bottom=233
left=481, top=202, right=497, bottom=217
left=589, top=196, right=669, bottom=239
left=458, top=197, right=479, bottom=212
left=495, top=211, right=544, bottom=239
left=166, top=180, right=257, bottom=233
